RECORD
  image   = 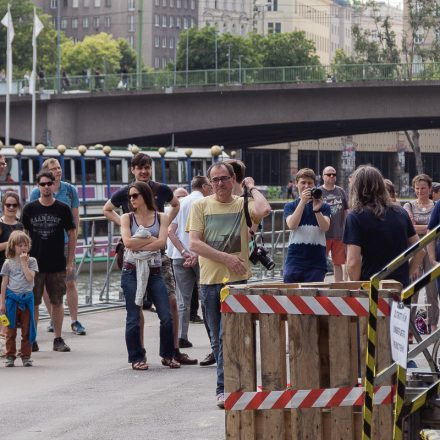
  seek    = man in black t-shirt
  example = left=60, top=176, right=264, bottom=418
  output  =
left=22, top=171, right=76, bottom=353
left=103, top=153, right=196, bottom=365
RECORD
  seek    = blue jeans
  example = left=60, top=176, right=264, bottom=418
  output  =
left=283, top=267, right=326, bottom=283
left=201, top=280, right=247, bottom=396
left=121, top=268, right=174, bottom=363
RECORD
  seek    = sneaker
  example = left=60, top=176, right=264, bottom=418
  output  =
left=47, top=320, right=54, bottom=333
left=32, top=341, right=39, bottom=352
left=190, top=315, right=204, bottom=324
left=22, top=357, right=33, bottom=367
left=71, top=321, right=86, bottom=335
left=200, top=352, right=216, bottom=367
left=216, top=393, right=225, bottom=409
left=53, top=337, right=71, bottom=352
left=5, top=356, right=14, bottom=367
left=174, top=351, right=198, bottom=365
left=178, top=338, right=193, bottom=348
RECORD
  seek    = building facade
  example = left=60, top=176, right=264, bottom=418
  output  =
left=33, top=0, right=199, bottom=69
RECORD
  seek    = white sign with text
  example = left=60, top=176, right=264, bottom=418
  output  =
left=390, top=302, right=410, bottom=367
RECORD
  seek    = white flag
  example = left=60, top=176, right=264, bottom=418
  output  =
left=1, top=5, right=14, bottom=93
left=30, top=9, right=44, bottom=95
left=33, top=11, right=43, bottom=44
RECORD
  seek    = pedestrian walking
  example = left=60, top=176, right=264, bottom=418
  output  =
left=21, top=171, right=76, bottom=353
left=0, top=231, right=38, bottom=367
left=188, top=162, right=271, bottom=408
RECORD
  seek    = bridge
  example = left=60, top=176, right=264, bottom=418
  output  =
left=2, top=64, right=440, bottom=147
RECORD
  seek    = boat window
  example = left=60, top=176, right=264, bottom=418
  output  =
left=75, top=159, right=96, bottom=183
left=101, top=158, right=123, bottom=183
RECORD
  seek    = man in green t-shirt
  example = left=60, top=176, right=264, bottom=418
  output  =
left=187, top=162, right=271, bottom=408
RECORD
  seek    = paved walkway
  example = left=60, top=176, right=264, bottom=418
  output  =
left=1, top=308, right=224, bottom=440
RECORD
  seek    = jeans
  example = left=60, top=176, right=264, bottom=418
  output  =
left=201, top=280, right=246, bottom=396
left=121, top=268, right=174, bottom=363
left=173, top=259, right=199, bottom=340
left=283, top=267, right=326, bottom=283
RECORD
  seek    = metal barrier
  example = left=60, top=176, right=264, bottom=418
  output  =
left=361, top=224, right=440, bottom=440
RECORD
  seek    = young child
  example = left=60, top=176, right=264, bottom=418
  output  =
left=284, top=168, right=332, bottom=283
left=0, top=231, right=38, bottom=367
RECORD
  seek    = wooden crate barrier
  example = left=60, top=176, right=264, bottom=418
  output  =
left=223, top=281, right=400, bottom=440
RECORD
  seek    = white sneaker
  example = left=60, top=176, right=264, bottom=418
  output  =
left=216, top=393, right=225, bottom=409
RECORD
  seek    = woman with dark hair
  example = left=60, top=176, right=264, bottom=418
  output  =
left=120, top=181, right=178, bottom=370
left=343, top=165, right=422, bottom=287
left=0, top=191, right=23, bottom=357
left=403, top=174, right=439, bottom=332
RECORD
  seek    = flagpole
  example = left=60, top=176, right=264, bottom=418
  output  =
left=5, top=4, right=11, bottom=147
left=32, top=7, right=37, bottom=148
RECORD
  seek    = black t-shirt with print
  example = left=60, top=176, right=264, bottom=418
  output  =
left=21, top=200, right=76, bottom=273
left=110, top=180, right=173, bottom=213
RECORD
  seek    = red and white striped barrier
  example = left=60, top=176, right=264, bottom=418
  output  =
left=221, top=294, right=391, bottom=317
left=224, top=386, right=394, bottom=411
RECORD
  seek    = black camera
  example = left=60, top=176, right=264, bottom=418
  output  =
left=249, top=244, right=275, bottom=270
left=310, top=187, right=322, bottom=199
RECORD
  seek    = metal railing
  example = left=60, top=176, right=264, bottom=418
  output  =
left=70, top=210, right=289, bottom=307
left=11, top=62, right=440, bottom=96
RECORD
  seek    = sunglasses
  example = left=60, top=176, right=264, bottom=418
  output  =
left=129, top=193, right=140, bottom=200
left=325, top=173, right=336, bottom=177
left=5, top=203, right=18, bottom=208
left=39, top=181, right=53, bottom=187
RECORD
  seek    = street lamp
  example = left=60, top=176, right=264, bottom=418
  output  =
left=227, top=44, right=231, bottom=83
left=185, top=148, right=192, bottom=191
left=159, top=147, right=167, bottom=183
left=103, top=145, right=112, bottom=199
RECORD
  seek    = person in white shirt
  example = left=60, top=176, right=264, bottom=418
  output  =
left=168, top=176, right=212, bottom=347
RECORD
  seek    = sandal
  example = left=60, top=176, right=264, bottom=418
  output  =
left=161, top=358, right=181, bottom=369
left=131, top=361, right=149, bottom=370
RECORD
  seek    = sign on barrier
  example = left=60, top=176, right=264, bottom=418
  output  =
left=390, top=302, right=410, bottom=367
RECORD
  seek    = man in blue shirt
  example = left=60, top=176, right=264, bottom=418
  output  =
left=30, top=159, right=86, bottom=336
left=284, top=168, right=331, bottom=283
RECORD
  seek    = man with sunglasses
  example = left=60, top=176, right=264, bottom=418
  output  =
left=22, top=171, right=76, bottom=352
left=187, top=162, right=271, bottom=408
left=319, top=166, right=348, bottom=282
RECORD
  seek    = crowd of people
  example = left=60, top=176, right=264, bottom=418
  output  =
left=0, top=151, right=440, bottom=411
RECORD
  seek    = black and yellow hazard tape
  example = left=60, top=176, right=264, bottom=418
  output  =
left=399, top=380, right=440, bottom=423
left=393, top=365, right=406, bottom=440
left=401, top=264, right=440, bottom=301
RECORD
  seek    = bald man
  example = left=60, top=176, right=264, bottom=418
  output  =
left=319, top=166, right=348, bottom=282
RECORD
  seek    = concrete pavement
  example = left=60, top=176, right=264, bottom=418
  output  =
left=1, top=308, right=224, bottom=440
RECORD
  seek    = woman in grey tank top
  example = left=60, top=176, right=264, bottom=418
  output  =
left=120, top=182, right=179, bottom=370
left=404, top=174, right=438, bottom=333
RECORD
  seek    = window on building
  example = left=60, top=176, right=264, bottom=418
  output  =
left=94, top=0, right=101, bottom=6
left=162, top=57, right=168, bottom=68
left=177, top=0, right=181, bottom=8
left=184, top=0, right=188, bottom=8
left=104, top=16, right=111, bottom=27
left=267, top=22, right=274, bottom=34
left=162, top=15, right=167, bottom=27
left=128, top=35, right=134, bottom=47
left=128, top=15, right=135, bottom=31
left=93, top=16, right=100, bottom=28
left=84, top=0, right=90, bottom=7
left=72, top=18, right=78, bottom=28
left=154, top=57, right=160, bottom=68
left=191, top=0, right=195, bottom=9
left=83, top=17, right=89, bottom=27
left=154, top=35, right=160, bottom=47
left=162, top=36, right=167, bottom=47
left=50, top=0, right=58, bottom=8
left=170, top=0, right=174, bottom=6
left=72, top=0, right=79, bottom=7
left=169, top=36, right=174, bottom=48
left=191, top=17, right=195, bottom=27
left=63, top=0, right=68, bottom=6
left=169, top=15, right=174, bottom=27
left=155, top=14, right=160, bottom=26
left=105, top=0, right=111, bottom=6
left=61, top=18, right=68, bottom=29
left=415, top=29, right=424, bottom=45
left=129, top=0, right=136, bottom=9
left=275, top=22, right=281, bottom=33
left=155, top=0, right=160, bottom=5
left=176, top=16, right=181, bottom=27
left=162, top=0, right=167, bottom=6
left=183, top=17, right=188, bottom=28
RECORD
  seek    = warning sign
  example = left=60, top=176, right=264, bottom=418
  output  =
left=390, top=302, right=410, bottom=367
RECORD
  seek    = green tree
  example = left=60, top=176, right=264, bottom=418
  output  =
left=117, top=38, right=137, bottom=72
left=0, top=0, right=58, bottom=76
left=61, top=33, right=122, bottom=75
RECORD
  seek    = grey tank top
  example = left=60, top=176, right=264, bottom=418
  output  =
left=130, top=211, right=160, bottom=237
